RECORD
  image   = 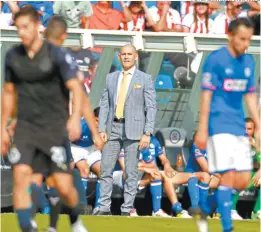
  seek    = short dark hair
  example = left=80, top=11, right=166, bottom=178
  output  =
left=45, top=16, right=68, bottom=39
left=245, top=117, right=254, bottom=124
left=228, top=18, right=254, bottom=34
left=14, top=5, right=39, bottom=22
left=94, top=107, right=100, bottom=117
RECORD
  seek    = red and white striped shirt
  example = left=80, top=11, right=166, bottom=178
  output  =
left=182, top=14, right=213, bottom=33
left=211, top=10, right=248, bottom=34
left=149, top=6, right=181, bottom=30
left=180, top=1, right=214, bottom=19
left=120, top=14, right=145, bottom=31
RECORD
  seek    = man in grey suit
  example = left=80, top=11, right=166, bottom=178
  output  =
left=95, top=44, right=157, bottom=215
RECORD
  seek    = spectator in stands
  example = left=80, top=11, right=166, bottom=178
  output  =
left=19, top=1, right=53, bottom=27
left=89, top=1, right=132, bottom=30
left=182, top=1, right=213, bottom=34
left=148, top=1, right=182, bottom=32
left=120, top=1, right=155, bottom=31
left=53, top=1, right=92, bottom=29
left=211, top=1, right=260, bottom=34
left=0, top=1, right=19, bottom=27
left=179, top=1, right=220, bottom=19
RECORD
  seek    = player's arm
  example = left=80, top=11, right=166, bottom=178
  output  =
left=56, top=48, right=84, bottom=141
left=2, top=52, right=16, bottom=155
left=193, top=149, right=209, bottom=173
left=2, top=83, right=16, bottom=130
left=196, top=54, right=219, bottom=149
left=244, top=58, right=260, bottom=151
left=82, top=93, right=104, bottom=150
left=138, top=160, right=158, bottom=171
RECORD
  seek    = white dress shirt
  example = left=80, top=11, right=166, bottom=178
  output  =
left=116, top=65, right=136, bottom=103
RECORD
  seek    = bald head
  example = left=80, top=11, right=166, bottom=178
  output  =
left=120, top=44, right=137, bottom=54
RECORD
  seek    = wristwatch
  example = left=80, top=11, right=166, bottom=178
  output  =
left=145, top=131, right=151, bottom=136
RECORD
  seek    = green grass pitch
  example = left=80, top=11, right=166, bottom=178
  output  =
left=1, top=214, right=260, bottom=232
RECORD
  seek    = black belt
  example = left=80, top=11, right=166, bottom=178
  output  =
left=114, top=117, right=125, bottom=123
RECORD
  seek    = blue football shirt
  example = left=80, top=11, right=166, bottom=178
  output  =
left=201, top=46, right=256, bottom=136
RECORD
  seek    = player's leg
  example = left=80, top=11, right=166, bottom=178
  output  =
left=52, top=172, right=84, bottom=230
left=252, top=188, right=260, bottom=219
left=46, top=176, right=61, bottom=232
left=208, top=134, right=238, bottom=232
left=31, top=173, right=50, bottom=215
left=174, top=172, right=201, bottom=210
left=75, top=160, right=89, bottom=203
left=194, top=172, right=211, bottom=211
left=88, top=150, right=102, bottom=209
left=71, top=145, right=90, bottom=203
left=207, top=175, right=220, bottom=218
left=12, top=164, right=34, bottom=232
left=160, top=171, right=190, bottom=218
left=9, top=132, right=36, bottom=232
left=233, top=136, right=253, bottom=220
left=149, top=172, right=164, bottom=216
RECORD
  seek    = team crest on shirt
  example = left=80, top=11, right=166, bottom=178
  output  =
left=244, top=67, right=251, bottom=78
left=225, top=68, right=233, bottom=75
left=169, top=129, right=181, bottom=144
left=8, top=146, right=21, bottom=164
left=65, top=53, right=73, bottom=64
left=149, top=143, right=155, bottom=149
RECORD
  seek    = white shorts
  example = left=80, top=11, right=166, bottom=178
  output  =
left=113, top=170, right=124, bottom=189
left=207, top=134, right=252, bottom=174
left=71, top=144, right=101, bottom=167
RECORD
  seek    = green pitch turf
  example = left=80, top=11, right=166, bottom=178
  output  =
left=1, top=214, right=260, bottom=232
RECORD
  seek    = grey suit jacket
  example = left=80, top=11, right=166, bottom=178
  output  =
left=98, top=68, right=157, bottom=140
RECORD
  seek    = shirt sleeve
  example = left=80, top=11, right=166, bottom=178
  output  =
left=201, top=52, right=220, bottom=91
left=154, top=138, right=164, bottom=157
left=5, top=50, right=14, bottom=83
left=83, top=2, right=93, bottom=17
left=246, top=56, right=256, bottom=93
left=172, top=9, right=181, bottom=25
left=54, top=47, right=78, bottom=83
left=182, top=14, right=193, bottom=29
left=192, top=145, right=205, bottom=159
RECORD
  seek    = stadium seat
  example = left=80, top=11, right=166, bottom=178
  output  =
left=155, top=74, right=174, bottom=89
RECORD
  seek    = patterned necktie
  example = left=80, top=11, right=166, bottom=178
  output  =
left=116, top=71, right=128, bottom=119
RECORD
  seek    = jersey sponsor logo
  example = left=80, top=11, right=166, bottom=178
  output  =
left=7, top=146, right=21, bottom=164
left=169, top=129, right=181, bottom=144
left=244, top=67, right=251, bottom=78
left=223, top=79, right=247, bottom=92
left=149, top=143, right=155, bottom=149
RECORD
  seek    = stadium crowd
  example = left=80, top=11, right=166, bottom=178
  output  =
left=1, top=1, right=260, bottom=229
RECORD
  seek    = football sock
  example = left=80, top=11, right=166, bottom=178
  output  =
left=187, top=176, right=199, bottom=208
left=95, top=179, right=100, bottom=208
left=150, top=180, right=162, bottom=213
left=217, top=185, right=233, bottom=232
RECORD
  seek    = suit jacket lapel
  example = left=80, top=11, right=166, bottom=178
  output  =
left=125, top=69, right=139, bottom=101
left=113, top=71, right=121, bottom=105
